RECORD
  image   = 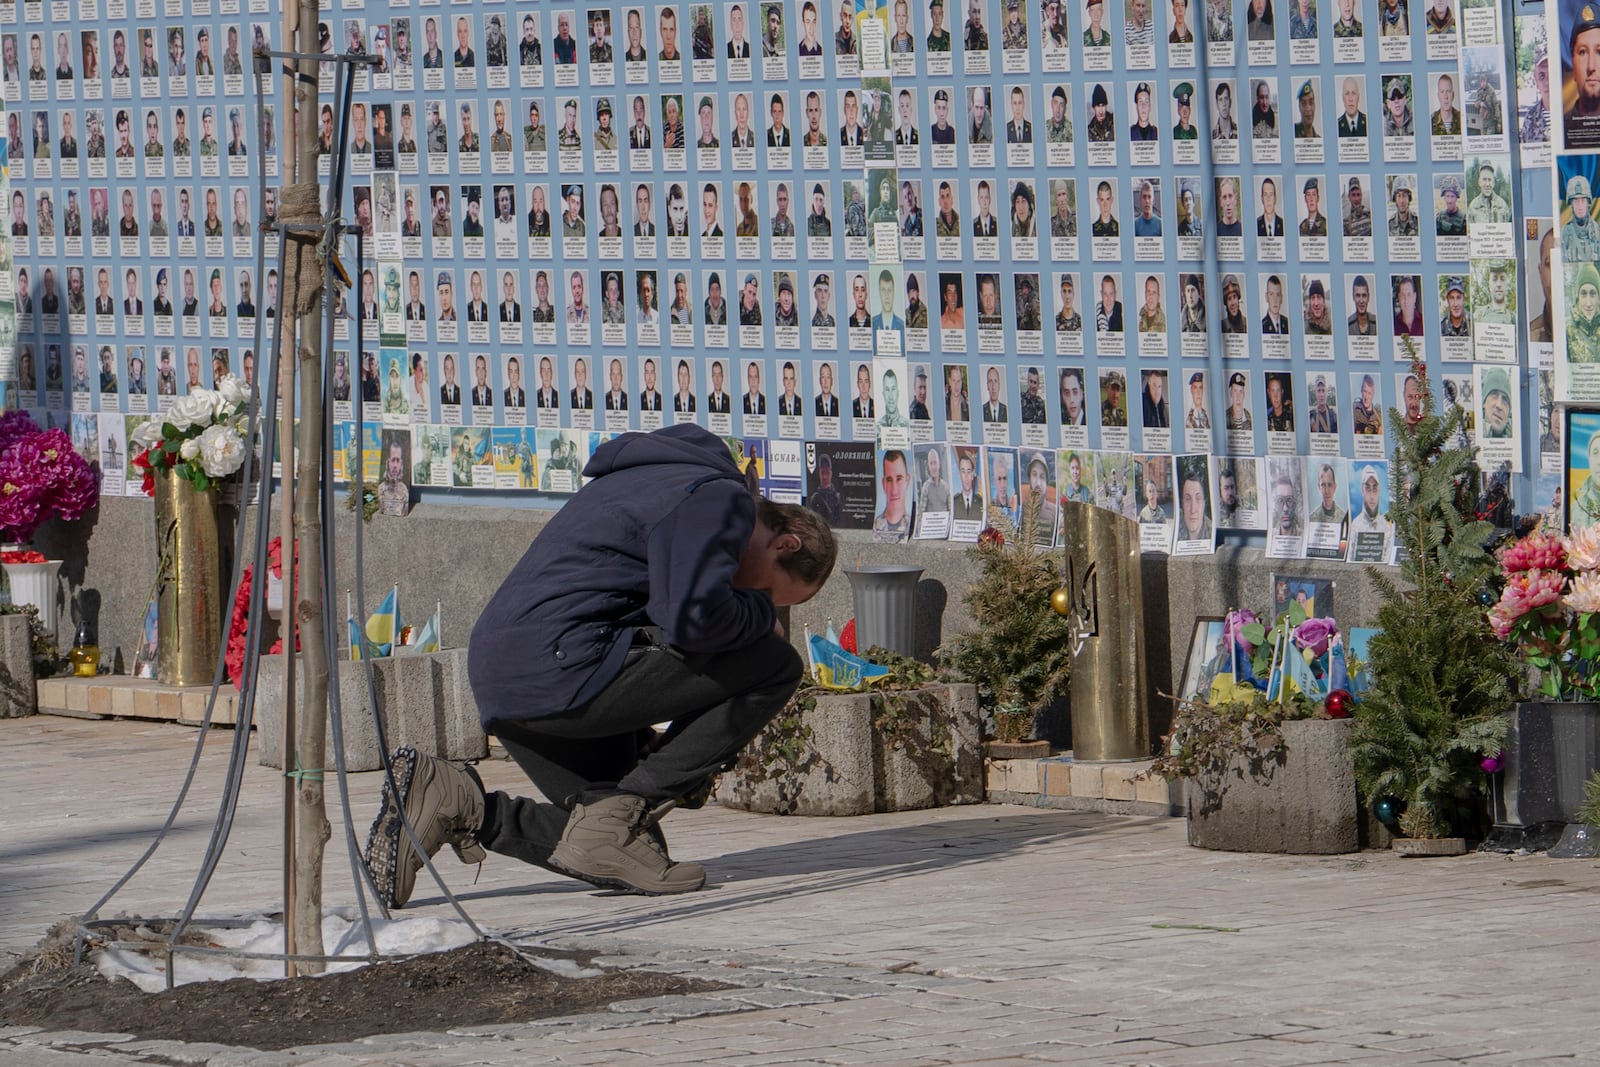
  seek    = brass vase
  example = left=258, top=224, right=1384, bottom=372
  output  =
left=154, top=469, right=223, bottom=686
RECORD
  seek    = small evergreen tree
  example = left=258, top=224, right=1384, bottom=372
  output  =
left=944, top=500, right=1073, bottom=741
left=1351, top=360, right=1517, bottom=838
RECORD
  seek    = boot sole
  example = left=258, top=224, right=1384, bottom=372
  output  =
left=548, top=845, right=706, bottom=896
left=362, top=747, right=419, bottom=909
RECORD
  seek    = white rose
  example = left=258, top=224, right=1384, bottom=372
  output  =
left=129, top=420, right=165, bottom=452
left=196, top=424, right=247, bottom=478
left=179, top=437, right=202, bottom=461
left=214, top=374, right=253, bottom=418
left=168, top=391, right=216, bottom=432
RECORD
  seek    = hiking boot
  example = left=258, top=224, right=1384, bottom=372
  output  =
left=548, top=794, right=706, bottom=895
left=363, top=746, right=487, bottom=909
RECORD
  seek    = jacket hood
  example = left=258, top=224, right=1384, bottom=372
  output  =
left=583, top=424, right=742, bottom=481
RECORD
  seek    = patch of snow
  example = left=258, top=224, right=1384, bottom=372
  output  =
left=94, top=909, right=480, bottom=992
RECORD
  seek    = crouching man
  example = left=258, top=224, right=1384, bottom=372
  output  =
left=365, top=424, right=836, bottom=901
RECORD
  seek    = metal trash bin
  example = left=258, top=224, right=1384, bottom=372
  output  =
left=844, top=565, right=923, bottom=657
left=1058, top=502, right=1150, bottom=761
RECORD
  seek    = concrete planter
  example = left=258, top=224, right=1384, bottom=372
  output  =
left=718, top=682, right=984, bottom=816
left=0, top=613, right=38, bottom=718
left=1185, top=718, right=1359, bottom=855
left=255, top=648, right=487, bottom=771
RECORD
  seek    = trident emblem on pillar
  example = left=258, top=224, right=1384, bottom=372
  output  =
left=1063, top=548, right=1098, bottom=657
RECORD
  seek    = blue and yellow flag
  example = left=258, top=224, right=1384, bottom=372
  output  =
left=397, top=603, right=442, bottom=656
left=365, top=585, right=401, bottom=658
left=805, top=630, right=892, bottom=691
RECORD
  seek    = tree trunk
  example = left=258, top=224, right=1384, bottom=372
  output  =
left=285, top=0, right=330, bottom=974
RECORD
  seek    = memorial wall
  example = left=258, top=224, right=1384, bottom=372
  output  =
left=0, top=0, right=1563, bottom=561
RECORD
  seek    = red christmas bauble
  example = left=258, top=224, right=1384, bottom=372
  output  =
left=978, top=526, right=1005, bottom=547
left=1324, top=689, right=1353, bottom=719
left=839, top=618, right=857, bottom=654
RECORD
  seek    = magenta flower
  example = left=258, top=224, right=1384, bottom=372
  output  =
left=0, top=410, right=40, bottom=458
left=0, top=422, right=100, bottom=544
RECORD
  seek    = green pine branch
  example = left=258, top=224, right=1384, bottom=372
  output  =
left=1352, top=361, right=1513, bottom=838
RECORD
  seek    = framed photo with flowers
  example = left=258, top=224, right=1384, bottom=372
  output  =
left=1564, top=406, right=1600, bottom=532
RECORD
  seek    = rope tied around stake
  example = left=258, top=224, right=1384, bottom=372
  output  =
left=284, top=752, right=325, bottom=785
left=277, top=183, right=328, bottom=318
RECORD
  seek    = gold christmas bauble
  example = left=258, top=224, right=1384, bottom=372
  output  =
left=1049, top=587, right=1072, bottom=617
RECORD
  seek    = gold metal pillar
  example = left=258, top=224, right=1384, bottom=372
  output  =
left=1060, top=501, right=1150, bottom=761
left=154, top=470, right=224, bottom=686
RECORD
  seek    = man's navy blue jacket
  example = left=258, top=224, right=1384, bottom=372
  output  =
left=468, top=425, right=775, bottom=726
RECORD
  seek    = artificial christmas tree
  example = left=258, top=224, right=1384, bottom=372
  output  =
left=1350, top=360, right=1517, bottom=843
left=944, top=500, right=1072, bottom=747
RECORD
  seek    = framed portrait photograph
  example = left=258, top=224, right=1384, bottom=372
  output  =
left=1178, top=615, right=1228, bottom=703
left=1271, top=573, right=1335, bottom=622
left=1565, top=406, right=1600, bottom=530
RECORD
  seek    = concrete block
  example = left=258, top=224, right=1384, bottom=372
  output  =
left=130, top=685, right=161, bottom=720
left=1003, top=758, right=1041, bottom=794
left=0, top=614, right=36, bottom=718
left=1135, top=769, right=1175, bottom=807
left=879, top=682, right=985, bottom=810
left=1043, top=761, right=1072, bottom=797
left=178, top=687, right=241, bottom=727
left=66, top=682, right=89, bottom=712
left=1102, top=764, right=1139, bottom=802
left=986, top=760, right=1007, bottom=794
left=720, top=691, right=876, bottom=816
left=1185, top=718, right=1359, bottom=855
left=156, top=690, right=184, bottom=720
left=1069, top=761, right=1103, bottom=799
left=109, top=685, right=136, bottom=718
left=33, top=677, right=64, bottom=714
left=87, top=685, right=111, bottom=716
left=719, top=683, right=983, bottom=816
left=256, top=648, right=488, bottom=771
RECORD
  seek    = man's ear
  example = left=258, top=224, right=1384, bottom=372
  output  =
left=774, top=531, right=802, bottom=556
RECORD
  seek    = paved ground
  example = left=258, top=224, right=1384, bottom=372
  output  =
left=4, top=715, right=1600, bottom=1066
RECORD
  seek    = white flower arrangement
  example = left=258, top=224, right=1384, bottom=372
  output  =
left=130, top=374, right=257, bottom=495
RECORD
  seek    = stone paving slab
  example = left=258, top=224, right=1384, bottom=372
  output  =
left=5, top=716, right=1600, bottom=1065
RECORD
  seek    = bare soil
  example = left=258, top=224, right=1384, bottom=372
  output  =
left=0, top=923, right=724, bottom=1050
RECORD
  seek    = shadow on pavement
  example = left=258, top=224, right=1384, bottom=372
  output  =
left=414, top=810, right=1176, bottom=931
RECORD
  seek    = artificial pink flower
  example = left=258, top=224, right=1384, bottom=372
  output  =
left=1502, top=531, right=1568, bottom=575
left=1490, top=569, right=1567, bottom=638
left=1564, top=571, right=1600, bottom=615
left=1488, top=604, right=1516, bottom=641
left=1567, top=526, right=1600, bottom=574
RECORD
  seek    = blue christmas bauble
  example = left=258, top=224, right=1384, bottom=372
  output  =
left=1373, top=796, right=1404, bottom=827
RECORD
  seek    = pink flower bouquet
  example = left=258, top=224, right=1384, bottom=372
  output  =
left=1490, top=526, right=1600, bottom=700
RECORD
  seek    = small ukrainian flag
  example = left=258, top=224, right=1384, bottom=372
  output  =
left=364, top=584, right=401, bottom=658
